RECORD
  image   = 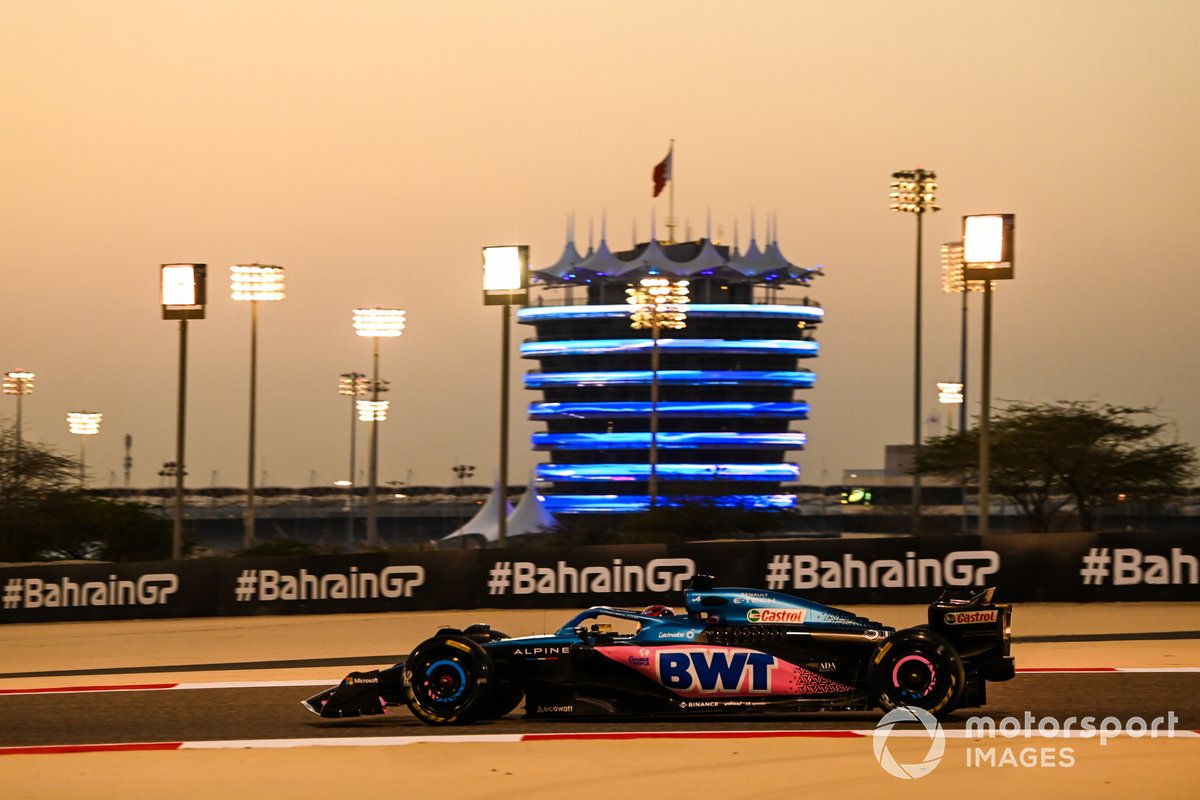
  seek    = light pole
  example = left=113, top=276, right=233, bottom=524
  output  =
left=626, top=277, right=689, bottom=508
left=160, top=263, right=207, bottom=560
left=353, top=308, right=406, bottom=548
left=338, top=372, right=369, bottom=543
left=356, top=397, right=390, bottom=546
left=123, top=434, right=133, bottom=488
left=963, top=213, right=1016, bottom=536
left=4, top=370, right=35, bottom=468
left=936, top=383, right=964, bottom=432
left=158, top=462, right=181, bottom=516
left=937, top=379, right=967, bottom=533
left=482, top=245, right=529, bottom=547
left=890, top=168, right=939, bottom=534
left=452, top=463, right=476, bottom=542
left=940, top=242, right=984, bottom=432
left=230, top=264, right=286, bottom=551
left=66, top=412, right=102, bottom=487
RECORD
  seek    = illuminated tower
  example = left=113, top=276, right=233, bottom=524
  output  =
left=518, top=223, right=823, bottom=513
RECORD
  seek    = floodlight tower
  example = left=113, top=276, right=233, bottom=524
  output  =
left=963, top=213, right=1016, bottom=535
left=3, top=370, right=35, bottom=465
left=338, top=371, right=370, bottom=541
left=626, top=278, right=690, bottom=507
left=890, top=168, right=939, bottom=533
left=66, top=411, right=102, bottom=487
left=230, top=263, right=286, bottom=550
left=352, top=308, right=405, bottom=547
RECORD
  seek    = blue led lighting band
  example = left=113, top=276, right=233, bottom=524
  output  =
left=517, top=304, right=823, bottom=324
left=532, top=432, right=807, bottom=450
left=536, top=463, right=801, bottom=481
left=524, top=370, right=817, bottom=388
left=528, top=401, right=809, bottom=419
left=541, top=495, right=799, bottom=513
left=520, top=338, right=819, bottom=358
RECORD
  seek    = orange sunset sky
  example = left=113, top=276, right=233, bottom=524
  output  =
left=2, top=0, right=1197, bottom=490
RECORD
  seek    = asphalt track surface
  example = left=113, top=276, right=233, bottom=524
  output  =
left=2, top=633, right=1200, bottom=748
left=2, top=656, right=1198, bottom=749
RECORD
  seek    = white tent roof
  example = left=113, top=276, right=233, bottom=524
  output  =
left=440, top=477, right=558, bottom=543
left=441, top=480, right=513, bottom=543
left=506, top=477, right=559, bottom=537
left=538, top=239, right=584, bottom=280
left=571, top=236, right=626, bottom=277
left=533, top=211, right=818, bottom=283
left=729, top=236, right=766, bottom=276
left=686, top=237, right=731, bottom=273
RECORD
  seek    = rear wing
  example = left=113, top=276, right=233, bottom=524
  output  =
left=927, top=586, right=1014, bottom=681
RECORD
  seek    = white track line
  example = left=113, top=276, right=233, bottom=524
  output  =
left=4, top=728, right=1200, bottom=757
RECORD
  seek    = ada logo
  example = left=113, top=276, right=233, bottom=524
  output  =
left=872, top=706, right=945, bottom=779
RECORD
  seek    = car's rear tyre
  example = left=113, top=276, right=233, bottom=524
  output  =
left=869, top=627, right=965, bottom=717
left=486, top=680, right=525, bottom=719
left=403, top=634, right=494, bottom=725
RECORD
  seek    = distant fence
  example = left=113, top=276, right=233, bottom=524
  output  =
left=1, top=532, right=1196, bottom=623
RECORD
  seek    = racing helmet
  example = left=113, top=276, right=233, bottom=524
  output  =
left=641, top=604, right=675, bottom=617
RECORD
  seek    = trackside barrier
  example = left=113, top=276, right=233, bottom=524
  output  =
left=0, top=532, right=1197, bottom=623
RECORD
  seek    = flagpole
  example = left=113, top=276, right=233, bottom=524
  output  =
left=667, top=139, right=676, bottom=243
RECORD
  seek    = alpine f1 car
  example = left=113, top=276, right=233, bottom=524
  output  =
left=302, top=575, right=1013, bottom=725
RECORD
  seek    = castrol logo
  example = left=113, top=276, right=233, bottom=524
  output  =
left=746, top=607, right=807, bottom=624
left=943, top=609, right=998, bottom=625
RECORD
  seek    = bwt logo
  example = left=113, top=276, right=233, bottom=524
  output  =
left=657, top=648, right=777, bottom=694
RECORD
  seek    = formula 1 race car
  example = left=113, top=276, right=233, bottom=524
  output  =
left=302, top=575, right=1013, bottom=725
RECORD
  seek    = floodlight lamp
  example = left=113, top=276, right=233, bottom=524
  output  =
left=940, top=242, right=986, bottom=294
left=628, top=277, right=689, bottom=331
left=161, top=265, right=198, bottom=305
left=357, top=400, right=390, bottom=422
left=161, top=263, right=207, bottom=319
left=482, top=246, right=526, bottom=290
left=67, top=411, right=102, bottom=435
left=964, top=217, right=1004, bottom=262
left=482, top=245, right=529, bottom=305
left=962, top=214, right=1016, bottom=280
left=889, top=169, right=939, bottom=214
left=338, top=372, right=370, bottom=396
left=660, top=313, right=687, bottom=331
left=230, top=264, right=286, bottom=302
left=3, top=371, right=35, bottom=395
left=353, top=308, right=406, bottom=337
left=937, top=383, right=964, bottom=404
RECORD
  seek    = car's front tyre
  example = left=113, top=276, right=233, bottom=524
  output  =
left=404, top=634, right=495, bottom=725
